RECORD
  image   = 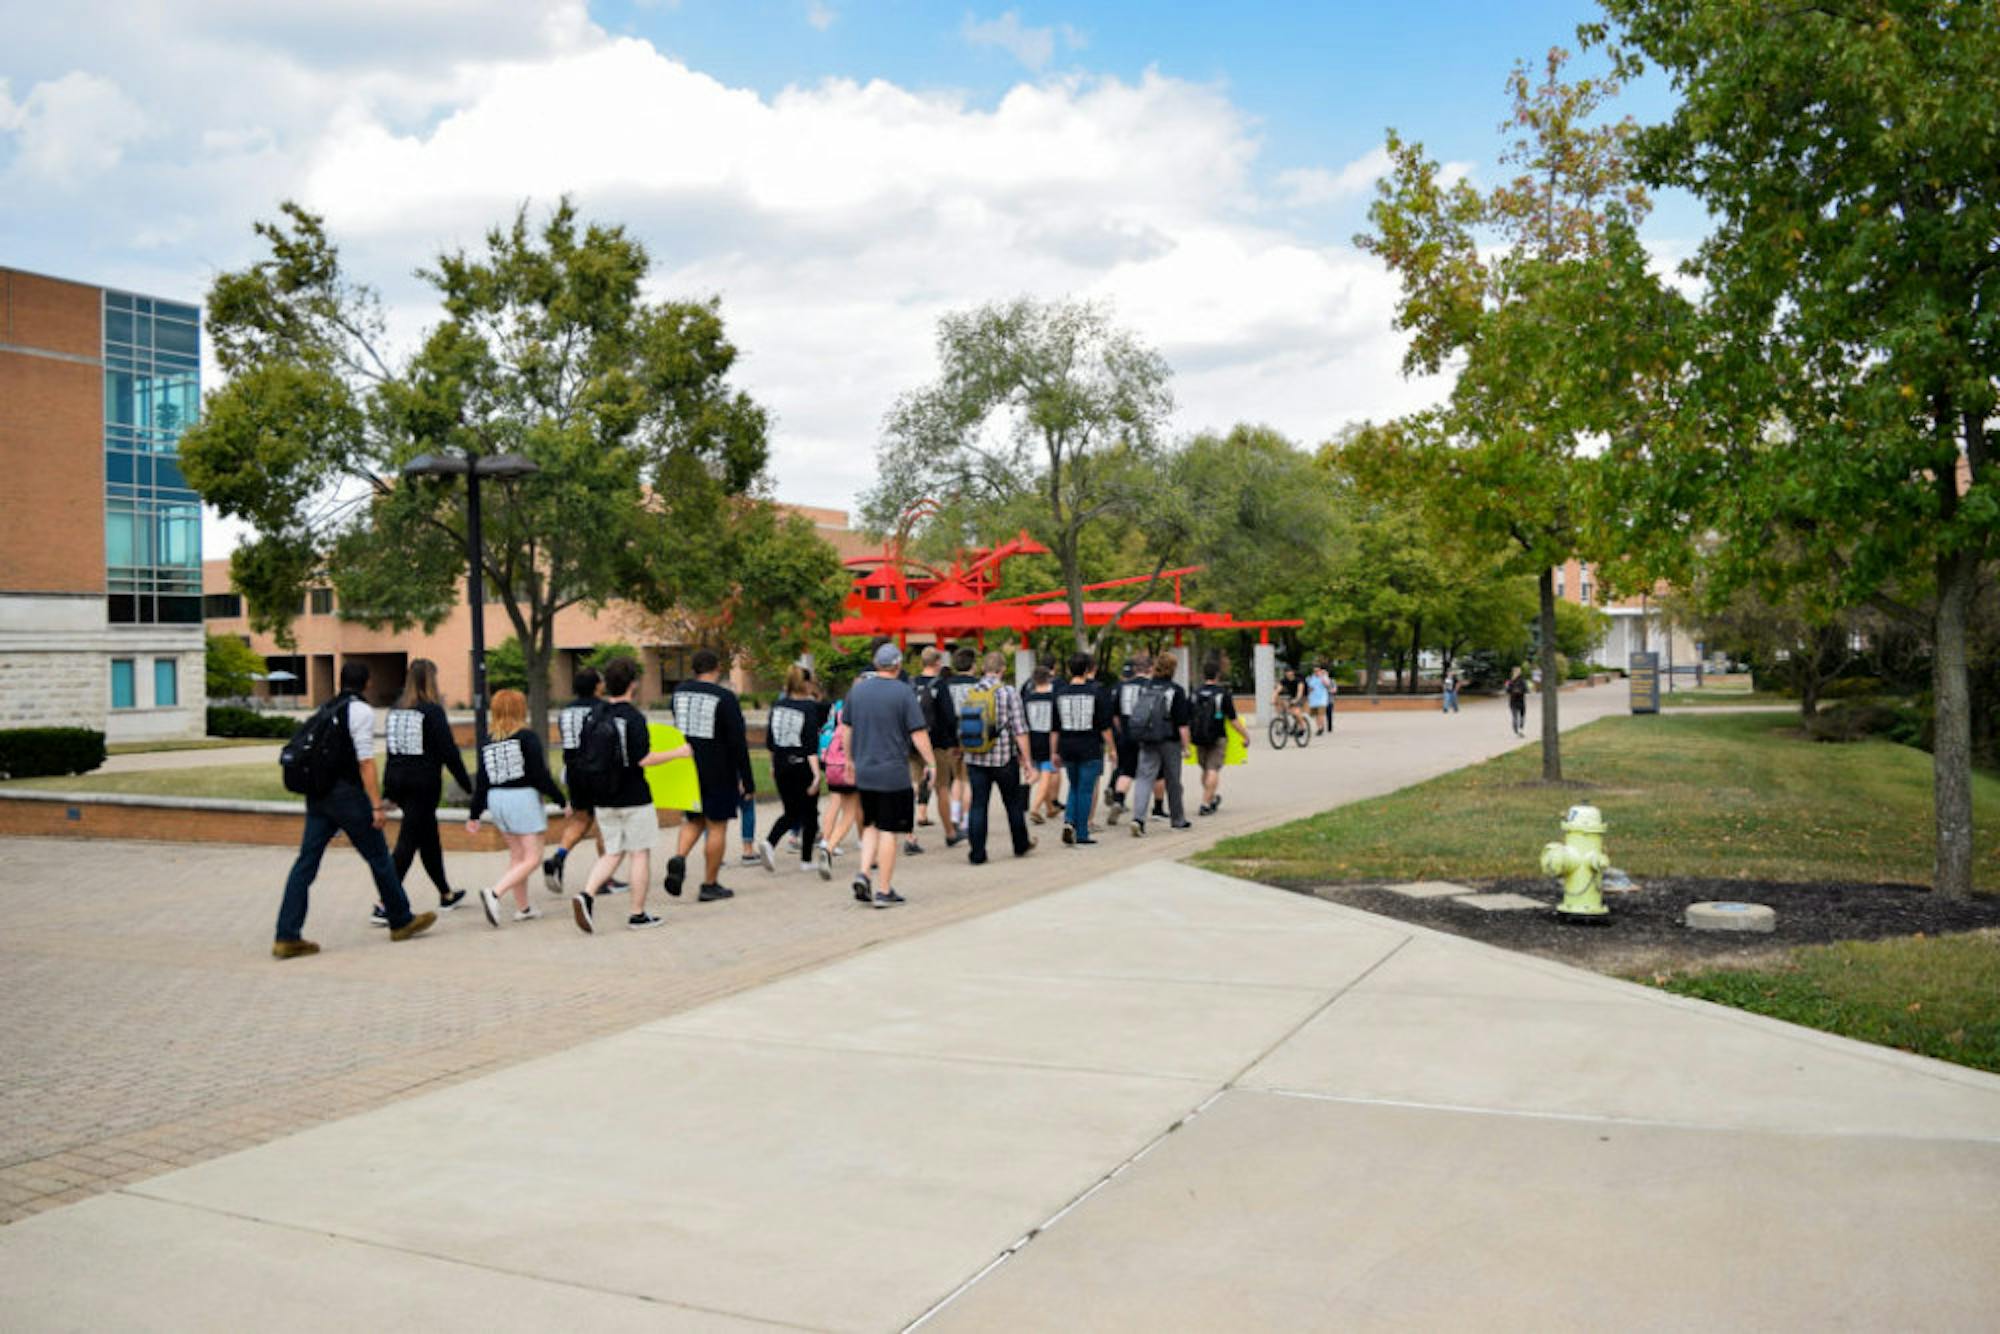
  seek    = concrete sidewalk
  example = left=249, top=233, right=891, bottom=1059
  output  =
left=5, top=859, right=1996, bottom=1331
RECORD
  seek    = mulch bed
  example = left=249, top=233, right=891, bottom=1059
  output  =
left=1292, top=876, right=2000, bottom=970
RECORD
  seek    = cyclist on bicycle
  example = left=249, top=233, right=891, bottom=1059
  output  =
left=1274, top=666, right=1310, bottom=736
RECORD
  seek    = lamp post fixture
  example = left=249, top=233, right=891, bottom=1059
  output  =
left=400, top=451, right=541, bottom=756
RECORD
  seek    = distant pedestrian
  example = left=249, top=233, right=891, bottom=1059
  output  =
left=272, top=660, right=436, bottom=958
left=1104, top=656, right=1147, bottom=825
left=568, top=656, right=688, bottom=932
left=912, top=647, right=947, bottom=834
left=930, top=648, right=980, bottom=846
left=1023, top=662, right=1061, bottom=823
left=665, top=649, right=758, bottom=902
left=1191, top=655, right=1248, bottom=816
left=840, top=643, right=937, bottom=907
left=1127, top=652, right=1192, bottom=837
left=1053, top=651, right=1115, bottom=845
left=468, top=688, right=568, bottom=927
left=544, top=668, right=621, bottom=896
left=1442, top=672, right=1460, bottom=714
left=762, top=665, right=823, bottom=872
left=1506, top=667, right=1529, bottom=736
left=961, top=650, right=1037, bottom=864
left=378, top=657, right=473, bottom=923
left=817, top=689, right=861, bottom=871
left=1306, top=663, right=1331, bottom=734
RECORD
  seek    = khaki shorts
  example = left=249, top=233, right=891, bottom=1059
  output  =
left=1197, top=739, right=1230, bottom=773
left=933, top=747, right=967, bottom=789
left=595, top=803, right=659, bottom=855
left=909, top=754, right=929, bottom=791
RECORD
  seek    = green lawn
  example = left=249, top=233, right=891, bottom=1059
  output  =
left=1195, top=712, right=2000, bottom=891
left=1646, top=933, right=2000, bottom=1074
left=106, top=738, right=280, bottom=756
left=3, top=749, right=781, bottom=806
left=1659, top=688, right=1795, bottom=707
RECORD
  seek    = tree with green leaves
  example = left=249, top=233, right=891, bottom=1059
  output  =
left=1590, top=2, right=1996, bottom=896
left=862, top=297, right=1176, bottom=652
left=204, top=633, right=264, bottom=702
left=183, top=200, right=777, bottom=737
left=1356, top=48, right=1692, bottom=778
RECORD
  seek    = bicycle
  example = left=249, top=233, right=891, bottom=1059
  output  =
left=1267, top=708, right=1312, bottom=750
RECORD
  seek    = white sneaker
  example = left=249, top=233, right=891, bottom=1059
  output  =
left=478, top=887, right=501, bottom=927
left=756, top=839, right=776, bottom=874
left=816, top=844, right=834, bottom=881
left=798, top=860, right=816, bottom=873
left=513, top=904, right=542, bottom=922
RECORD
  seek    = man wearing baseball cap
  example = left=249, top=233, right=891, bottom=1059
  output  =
left=836, top=642, right=938, bottom=907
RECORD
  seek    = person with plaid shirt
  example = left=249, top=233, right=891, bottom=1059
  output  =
left=962, top=650, right=1038, bottom=864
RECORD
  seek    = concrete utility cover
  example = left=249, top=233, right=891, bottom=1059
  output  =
left=1453, top=893, right=1546, bottom=912
left=1385, top=881, right=1474, bottom=899
left=1686, top=901, right=1777, bottom=934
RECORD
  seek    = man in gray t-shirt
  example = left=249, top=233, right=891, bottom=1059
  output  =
left=838, top=644, right=937, bottom=908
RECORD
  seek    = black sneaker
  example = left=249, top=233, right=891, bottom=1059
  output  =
left=1105, top=798, right=1124, bottom=827
left=542, top=854, right=564, bottom=895
left=944, top=832, right=964, bottom=848
left=663, top=856, right=686, bottom=898
left=439, top=887, right=468, bottom=911
left=1210, top=795, right=1223, bottom=813
left=903, top=838, right=924, bottom=855
left=1130, top=820, right=1146, bottom=838
left=1197, top=801, right=1214, bottom=816
left=697, top=883, right=734, bottom=902
left=627, top=912, right=664, bottom=930
left=851, top=871, right=872, bottom=904
left=871, top=889, right=906, bottom=909
left=369, top=904, right=389, bottom=927
left=570, top=892, right=595, bottom=934
left=1061, top=823, right=1076, bottom=846
left=1170, top=821, right=1193, bottom=831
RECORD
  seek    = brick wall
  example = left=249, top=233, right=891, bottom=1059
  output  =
left=0, top=272, right=105, bottom=596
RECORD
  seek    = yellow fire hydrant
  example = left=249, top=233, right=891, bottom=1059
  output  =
left=1540, top=803, right=1611, bottom=922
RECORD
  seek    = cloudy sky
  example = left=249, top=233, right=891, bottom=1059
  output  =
left=0, top=0, right=1697, bottom=540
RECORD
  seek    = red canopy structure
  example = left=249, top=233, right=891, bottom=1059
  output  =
left=829, top=504, right=1301, bottom=647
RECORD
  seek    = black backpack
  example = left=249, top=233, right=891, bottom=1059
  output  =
left=566, top=701, right=626, bottom=805
left=1127, top=681, right=1175, bottom=744
left=280, top=692, right=357, bottom=797
left=1188, top=684, right=1226, bottom=745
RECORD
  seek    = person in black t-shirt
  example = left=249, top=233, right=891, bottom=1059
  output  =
left=544, top=667, right=626, bottom=895
left=930, top=648, right=979, bottom=847
left=664, top=648, right=758, bottom=902
left=1190, top=654, right=1249, bottom=816
left=467, top=687, right=569, bottom=925
left=569, top=657, right=690, bottom=933
left=379, top=657, right=474, bottom=924
left=1104, top=657, right=1147, bottom=825
left=761, top=664, right=824, bottom=872
left=1053, top=651, right=1116, bottom=845
left=1127, top=652, right=1193, bottom=837
left=1022, top=662, right=1061, bottom=823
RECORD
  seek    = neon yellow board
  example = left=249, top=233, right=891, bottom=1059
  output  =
left=645, top=722, right=701, bottom=811
left=1185, top=728, right=1248, bottom=768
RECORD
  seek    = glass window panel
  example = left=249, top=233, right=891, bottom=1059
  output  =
left=133, top=297, right=153, bottom=315
left=154, top=457, right=185, bottom=490
left=133, top=313, right=153, bottom=345
left=203, top=593, right=243, bottom=618
left=154, top=319, right=198, bottom=355
left=111, top=660, right=136, bottom=709
left=105, top=452, right=133, bottom=484
left=107, top=595, right=136, bottom=624
left=157, top=503, right=201, bottom=568
left=154, top=658, right=179, bottom=707
left=310, top=588, right=335, bottom=615
left=159, top=597, right=202, bottom=625
left=105, top=308, right=134, bottom=344
left=106, top=371, right=138, bottom=426
left=106, top=292, right=132, bottom=311
left=157, top=301, right=198, bottom=323
left=105, top=502, right=140, bottom=567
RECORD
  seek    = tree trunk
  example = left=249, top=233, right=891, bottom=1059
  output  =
left=1059, top=538, right=1089, bottom=652
left=523, top=612, right=555, bottom=745
left=1538, top=568, right=1562, bottom=782
left=1931, top=541, right=1977, bottom=900
left=1407, top=617, right=1423, bottom=693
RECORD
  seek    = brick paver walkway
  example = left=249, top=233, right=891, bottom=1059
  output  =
left=0, top=687, right=1627, bottom=1222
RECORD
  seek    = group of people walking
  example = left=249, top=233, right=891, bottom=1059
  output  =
left=270, top=643, right=1253, bottom=954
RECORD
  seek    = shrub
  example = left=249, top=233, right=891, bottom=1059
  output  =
left=1822, top=676, right=1887, bottom=700
left=207, top=706, right=297, bottom=739
left=1803, top=701, right=1903, bottom=744
left=0, top=727, right=106, bottom=780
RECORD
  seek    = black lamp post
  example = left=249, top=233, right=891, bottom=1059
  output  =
left=400, top=451, right=541, bottom=755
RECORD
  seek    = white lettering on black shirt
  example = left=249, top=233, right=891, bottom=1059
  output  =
left=673, top=689, right=719, bottom=740
left=770, top=706, right=805, bottom=750
left=385, top=709, right=425, bottom=757
left=1057, top=693, right=1097, bottom=731
left=481, top=737, right=526, bottom=784
left=1026, top=698, right=1053, bottom=733
left=558, top=705, right=592, bottom=752
left=1118, top=682, right=1143, bottom=717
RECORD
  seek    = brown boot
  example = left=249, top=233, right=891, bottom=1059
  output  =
left=271, top=939, right=320, bottom=959
left=389, top=911, right=437, bottom=942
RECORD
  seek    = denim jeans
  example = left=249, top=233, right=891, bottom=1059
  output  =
left=1063, top=757, right=1102, bottom=838
left=966, top=761, right=1031, bottom=861
left=276, top=781, right=415, bottom=941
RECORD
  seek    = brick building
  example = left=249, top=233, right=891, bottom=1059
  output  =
left=1549, top=558, right=1701, bottom=669
left=204, top=505, right=873, bottom=708
left=0, top=267, right=205, bottom=741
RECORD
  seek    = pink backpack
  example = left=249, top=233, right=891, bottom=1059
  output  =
left=821, top=701, right=854, bottom=786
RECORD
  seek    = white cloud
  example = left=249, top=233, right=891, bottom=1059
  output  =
left=1275, top=145, right=1476, bottom=209
left=3, top=8, right=1453, bottom=530
left=961, top=10, right=1086, bottom=72
left=806, top=1, right=836, bottom=31
left=0, top=71, right=151, bottom=187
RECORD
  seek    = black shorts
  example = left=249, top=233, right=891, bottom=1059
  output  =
left=859, top=786, right=915, bottom=834
left=1114, top=739, right=1138, bottom=779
